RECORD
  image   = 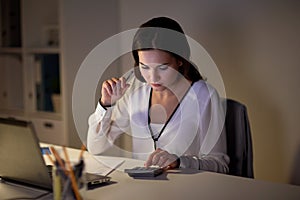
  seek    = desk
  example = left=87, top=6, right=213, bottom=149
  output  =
left=91, top=169, right=300, bottom=200
left=2, top=145, right=300, bottom=200
left=52, top=145, right=300, bottom=200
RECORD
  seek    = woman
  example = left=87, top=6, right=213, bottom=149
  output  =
left=87, top=17, right=229, bottom=173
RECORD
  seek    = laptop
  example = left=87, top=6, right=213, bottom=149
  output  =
left=0, top=117, right=111, bottom=191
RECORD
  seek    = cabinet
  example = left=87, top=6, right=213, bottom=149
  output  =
left=0, top=0, right=65, bottom=145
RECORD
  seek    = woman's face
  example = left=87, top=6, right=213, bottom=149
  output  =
left=138, top=49, right=182, bottom=92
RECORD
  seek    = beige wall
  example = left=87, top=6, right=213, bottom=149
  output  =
left=118, top=0, right=300, bottom=183
left=60, top=0, right=120, bottom=148
left=62, top=0, right=300, bottom=184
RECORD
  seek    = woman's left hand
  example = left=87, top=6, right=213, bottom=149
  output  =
left=145, top=148, right=179, bottom=169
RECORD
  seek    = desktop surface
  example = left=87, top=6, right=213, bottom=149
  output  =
left=88, top=168, right=300, bottom=200
left=1, top=144, right=300, bottom=200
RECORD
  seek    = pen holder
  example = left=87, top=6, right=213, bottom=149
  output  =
left=53, top=159, right=86, bottom=200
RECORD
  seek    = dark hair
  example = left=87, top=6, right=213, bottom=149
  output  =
left=132, top=17, right=203, bottom=82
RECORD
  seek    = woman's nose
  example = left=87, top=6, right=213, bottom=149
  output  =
left=150, top=69, right=160, bottom=82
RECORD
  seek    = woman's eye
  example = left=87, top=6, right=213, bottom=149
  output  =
left=140, top=65, right=149, bottom=70
left=159, top=65, right=168, bottom=70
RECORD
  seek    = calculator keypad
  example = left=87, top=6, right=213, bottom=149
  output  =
left=124, top=167, right=164, bottom=177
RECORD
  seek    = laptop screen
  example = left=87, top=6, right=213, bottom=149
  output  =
left=0, top=118, right=52, bottom=190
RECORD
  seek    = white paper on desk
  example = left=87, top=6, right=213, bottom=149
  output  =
left=84, top=154, right=125, bottom=175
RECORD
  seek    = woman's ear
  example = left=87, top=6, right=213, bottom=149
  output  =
left=177, top=59, right=183, bottom=67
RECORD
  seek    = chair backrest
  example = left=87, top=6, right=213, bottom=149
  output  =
left=225, top=99, right=254, bottom=178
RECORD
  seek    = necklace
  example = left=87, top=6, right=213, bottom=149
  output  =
left=147, top=82, right=194, bottom=150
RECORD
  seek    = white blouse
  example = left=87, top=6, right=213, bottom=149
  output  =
left=87, top=77, right=229, bottom=173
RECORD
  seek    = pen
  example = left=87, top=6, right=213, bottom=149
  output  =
left=105, top=160, right=125, bottom=177
left=123, top=69, right=134, bottom=82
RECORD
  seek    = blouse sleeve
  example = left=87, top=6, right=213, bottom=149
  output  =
left=179, top=83, right=230, bottom=173
left=87, top=96, right=131, bottom=155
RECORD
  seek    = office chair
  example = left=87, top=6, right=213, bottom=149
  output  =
left=225, top=99, right=254, bottom=178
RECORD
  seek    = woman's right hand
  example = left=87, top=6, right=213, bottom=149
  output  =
left=100, top=77, right=130, bottom=107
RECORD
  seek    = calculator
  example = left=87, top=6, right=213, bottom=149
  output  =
left=124, top=167, right=164, bottom=177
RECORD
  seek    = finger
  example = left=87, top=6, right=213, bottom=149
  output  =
left=106, top=78, right=118, bottom=85
left=151, top=150, right=167, bottom=166
left=109, top=80, right=117, bottom=95
left=145, top=148, right=162, bottom=167
left=102, top=81, right=113, bottom=96
left=116, top=81, right=121, bottom=96
left=162, top=156, right=177, bottom=168
left=111, top=77, right=118, bottom=82
left=162, top=166, right=171, bottom=171
left=120, top=77, right=126, bottom=88
left=108, top=78, right=118, bottom=94
left=145, top=151, right=156, bottom=167
left=153, top=150, right=177, bottom=168
left=164, top=154, right=179, bottom=169
left=106, top=79, right=117, bottom=88
left=156, top=155, right=168, bottom=167
left=103, top=87, right=111, bottom=98
left=121, top=84, right=130, bottom=97
left=155, top=151, right=171, bottom=167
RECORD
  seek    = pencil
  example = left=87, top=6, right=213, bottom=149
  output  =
left=63, top=146, right=82, bottom=200
left=50, top=146, right=67, bottom=175
left=78, top=144, right=86, bottom=160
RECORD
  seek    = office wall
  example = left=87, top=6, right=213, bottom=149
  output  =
left=60, top=0, right=120, bottom=147
left=117, top=0, right=300, bottom=183
left=61, top=0, right=300, bottom=184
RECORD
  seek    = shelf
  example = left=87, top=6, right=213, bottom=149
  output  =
left=0, top=109, right=61, bottom=121
left=0, top=0, right=66, bottom=145
left=24, top=47, right=60, bottom=54
left=0, top=47, right=22, bottom=54
left=0, top=47, right=60, bottom=54
left=28, top=111, right=62, bottom=121
left=0, top=109, right=26, bottom=118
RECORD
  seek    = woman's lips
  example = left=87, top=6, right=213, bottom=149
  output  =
left=151, top=83, right=162, bottom=87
